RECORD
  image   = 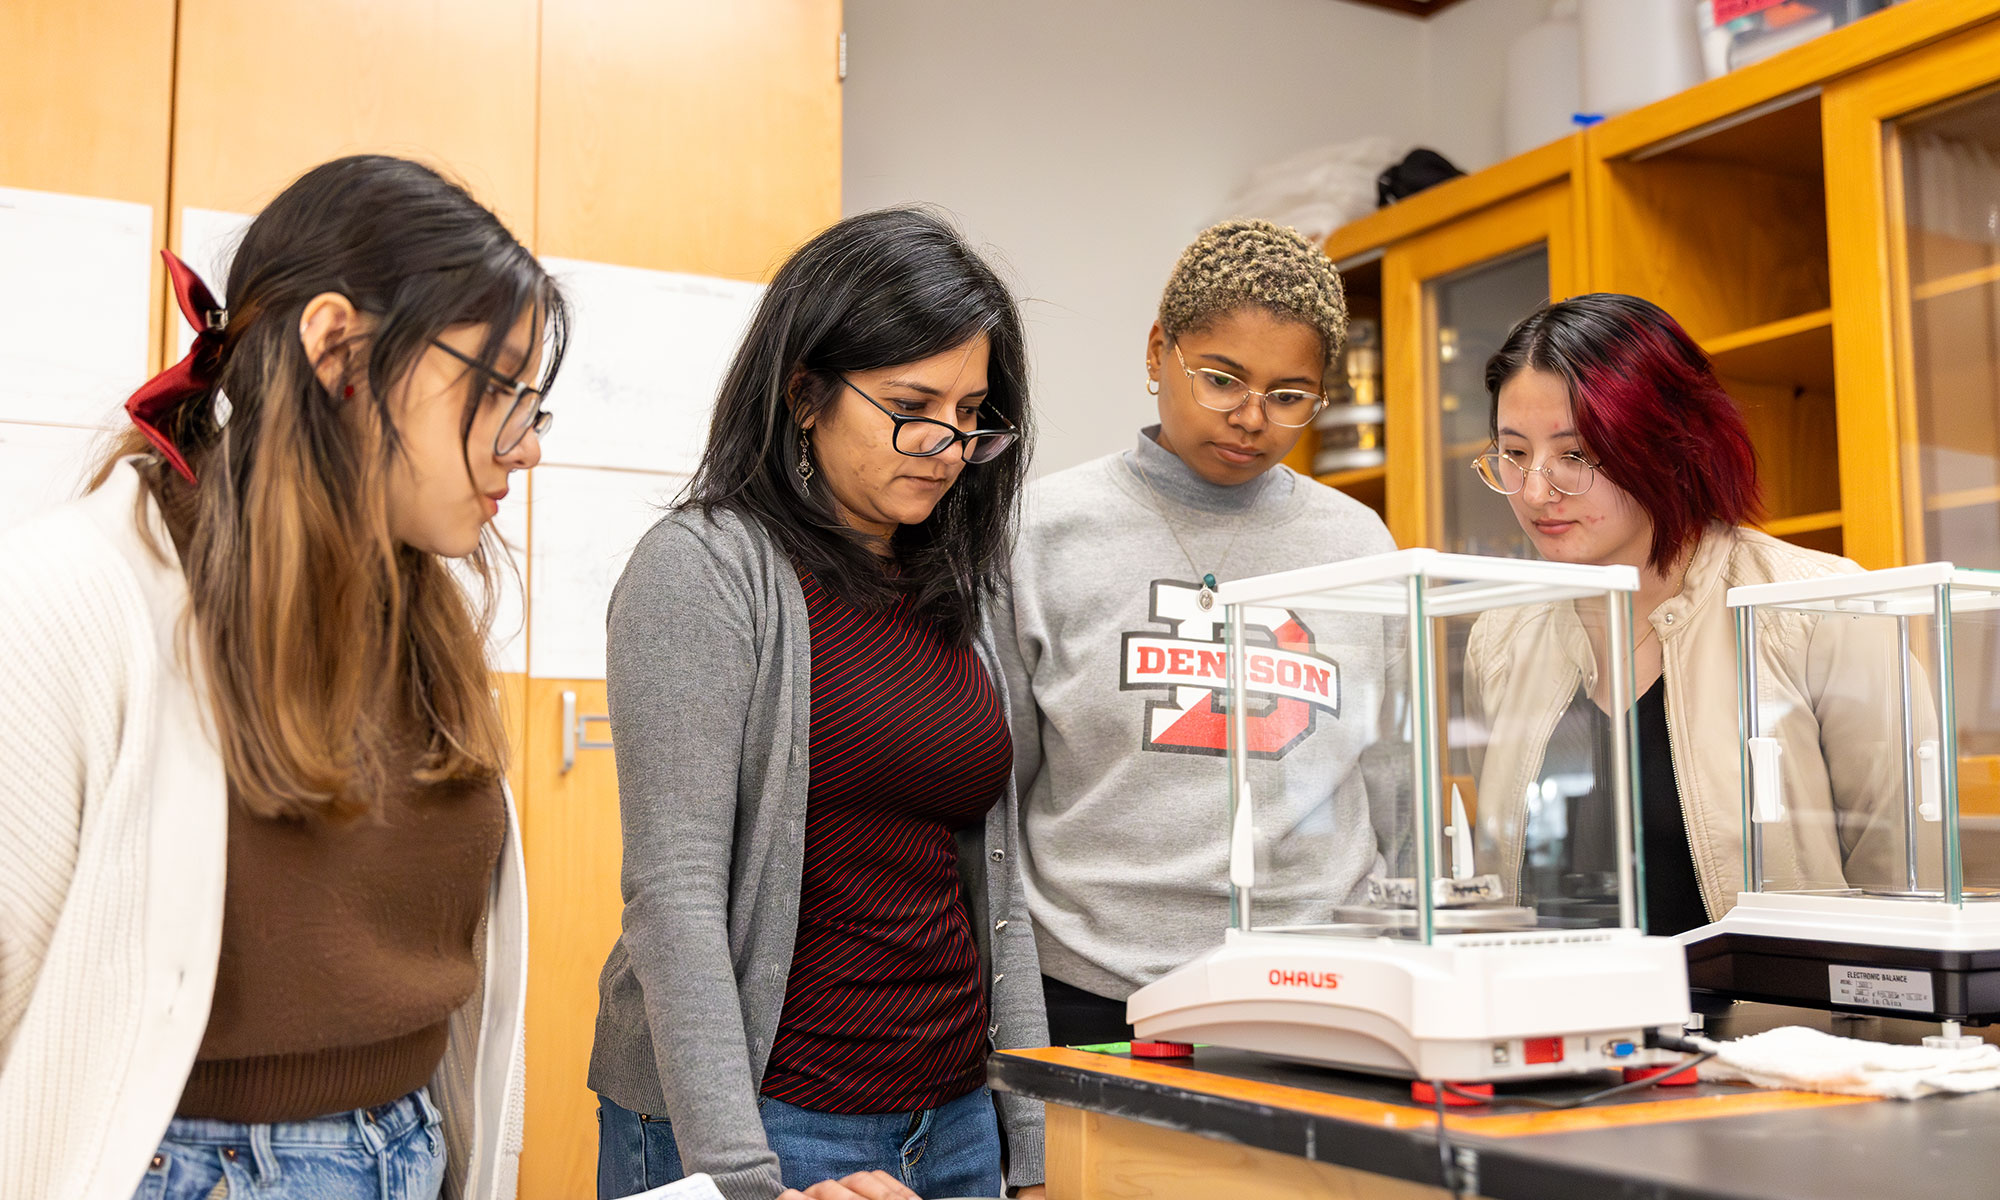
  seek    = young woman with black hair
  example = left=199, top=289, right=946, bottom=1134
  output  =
left=0, top=154, right=566, bottom=1200
left=592, top=208, right=1047, bottom=1200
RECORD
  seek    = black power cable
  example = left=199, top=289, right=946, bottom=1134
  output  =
left=1426, top=1045, right=1714, bottom=1196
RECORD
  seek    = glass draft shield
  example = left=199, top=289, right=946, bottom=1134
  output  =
left=1210, top=550, right=1646, bottom=946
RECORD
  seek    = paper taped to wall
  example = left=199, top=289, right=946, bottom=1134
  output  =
left=538, top=257, right=764, bottom=475
left=0, top=187, right=154, bottom=428
left=528, top=464, right=688, bottom=680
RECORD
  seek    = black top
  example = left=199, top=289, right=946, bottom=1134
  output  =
left=1635, top=676, right=1709, bottom=935
left=1521, top=676, right=1705, bottom=935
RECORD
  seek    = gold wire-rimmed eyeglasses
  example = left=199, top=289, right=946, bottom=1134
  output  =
left=1171, top=343, right=1327, bottom=429
left=1470, top=446, right=1599, bottom=497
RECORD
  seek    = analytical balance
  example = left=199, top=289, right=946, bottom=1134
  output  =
left=1126, top=550, right=1690, bottom=1082
left=1682, top=563, right=2000, bottom=1031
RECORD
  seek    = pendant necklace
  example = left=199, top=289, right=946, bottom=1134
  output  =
left=1132, top=454, right=1249, bottom=611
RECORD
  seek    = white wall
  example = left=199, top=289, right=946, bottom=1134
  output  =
left=1421, top=0, right=1555, bottom=171
left=841, top=0, right=1429, bottom=478
left=843, top=0, right=1552, bottom=478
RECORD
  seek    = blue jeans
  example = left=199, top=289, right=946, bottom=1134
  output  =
left=597, top=1087, right=1002, bottom=1199
left=131, top=1089, right=446, bottom=1200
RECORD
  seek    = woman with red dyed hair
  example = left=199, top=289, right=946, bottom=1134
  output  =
left=1462, top=293, right=1905, bottom=935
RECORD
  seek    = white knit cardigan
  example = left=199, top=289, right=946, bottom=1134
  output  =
left=0, top=461, right=528, bottom=1200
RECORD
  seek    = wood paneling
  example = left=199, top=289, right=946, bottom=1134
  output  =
left=519, top=676, right=624, bottom=1198
left=169, top=0, right=541, bottom=253
left=521, top=8, right=841, bottom=1193
left=0, top=0, right=175, bottom=204
left=537, top=0, right=843, bottom=278
left=1043, top=1104, right=1456, bottom=1200
left=0, top=0, right=176, bottom=372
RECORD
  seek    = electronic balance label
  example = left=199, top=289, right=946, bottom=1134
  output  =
left=1827, top=964, right=1935, bottom=1013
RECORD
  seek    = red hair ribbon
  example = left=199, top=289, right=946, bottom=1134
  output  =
left=125, top=249, right=225, bottom=485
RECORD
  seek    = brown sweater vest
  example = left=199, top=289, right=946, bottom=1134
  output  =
left=151, top=469, right=506, bottom=1122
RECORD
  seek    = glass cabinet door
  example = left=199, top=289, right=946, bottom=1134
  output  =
left=1430, top=248, right=1549, bottom=558
left=1894, top=85, right=2000, bottom=567
left=1825, top=21, right=2000, bottom=875
left=1382, top=181, right=1575, bottom=556
left=1827, top=20, right=2000, bottom=571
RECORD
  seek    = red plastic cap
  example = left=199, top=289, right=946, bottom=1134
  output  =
left=1129, top=1039, right=1194, bottom=1058
left=1623, top=1063, right=1699, bottom=1087
left=1412, top=1081, right=1494, bottom=1107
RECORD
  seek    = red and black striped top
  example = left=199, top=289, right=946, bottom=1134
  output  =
left=760, top=572, right=1013, bottom=1114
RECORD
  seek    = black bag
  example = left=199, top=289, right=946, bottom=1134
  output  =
left=1376, top=148, right=1466, bottom=207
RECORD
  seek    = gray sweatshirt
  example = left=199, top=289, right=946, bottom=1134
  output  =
left=994, top=428, right=1400, bottom=1001
left=591, top=506, right=1047, bottom=1200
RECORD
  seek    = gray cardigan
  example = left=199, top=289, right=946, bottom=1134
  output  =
left=588, top=506, right=1048, bottom=1200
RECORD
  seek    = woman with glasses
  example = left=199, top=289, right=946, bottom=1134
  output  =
left=592, top=208, right=1046, bottom=1200
left=0, top=155, right=563, bottom=1200
left=994, top=219, right=1398, bottom=1047
left=1463, top=292, right=1904, bottom=936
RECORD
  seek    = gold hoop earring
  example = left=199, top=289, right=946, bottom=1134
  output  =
left=1146, top=378, right=1160, bottom=396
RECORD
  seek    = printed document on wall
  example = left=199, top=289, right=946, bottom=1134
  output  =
left=539, top=257, right=763, bottom=474
left=0, top=187, right=154, bottom=428
left=528, top=465, right=688, bottom=680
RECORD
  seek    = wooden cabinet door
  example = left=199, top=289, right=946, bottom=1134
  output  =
left=520, top=5, right=842, bottom=1196
left=1, top=0, right=175, bottom=373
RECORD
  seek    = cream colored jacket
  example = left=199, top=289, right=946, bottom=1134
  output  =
left=1465, top=525, right=1914, bottom=921
left=0, top=461, right=527, bottom=1200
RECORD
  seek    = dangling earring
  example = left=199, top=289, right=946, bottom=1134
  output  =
left=797, top=429, right=814, bottom=483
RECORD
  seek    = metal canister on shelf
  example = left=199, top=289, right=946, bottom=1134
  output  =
left=1316, top=318, right=1386, bottom=474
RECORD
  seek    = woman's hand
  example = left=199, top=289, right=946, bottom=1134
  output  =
left=777, top=1170, right=920, bottom=1200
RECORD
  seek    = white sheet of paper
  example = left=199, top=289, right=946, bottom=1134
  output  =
left=0, top=422, right=110, bottom=531
left=538, top=257, right=763, bottom=475
left=175, top=208, right=254, bottom=356
left=617, top=1173, right=726, bottom=1200
left=528, top=464, right=687, bottom=680
left=0, top=187, right=154, bottom=429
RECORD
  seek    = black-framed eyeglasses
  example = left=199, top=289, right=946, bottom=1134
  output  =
left=430, top=339, right=554, bottom=456
left=841, top=378, right=1019, bottom=464
left=1172, top=342, right=1327, bottom=428
left=1471, top=445, right=1599, bottom=497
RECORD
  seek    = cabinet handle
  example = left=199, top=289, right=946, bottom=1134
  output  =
left=561, top=690, right=614, bottom=773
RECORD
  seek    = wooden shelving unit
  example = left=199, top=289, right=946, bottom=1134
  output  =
left=1762, top=509, right=1845, bottom=537
left=1926, top=484, right=2000, bottom=513
left=1705, top=309, right=1837, bottom=391
left=1313, top=0, right=2000, bottom=570
left=1913, top=261, right=2000, bottom=303
left=1316, top=464, right=1388, bottom=514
